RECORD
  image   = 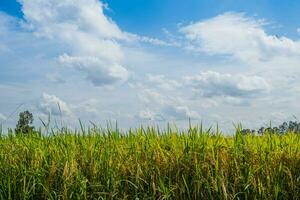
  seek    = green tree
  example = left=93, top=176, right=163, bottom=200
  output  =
left=15, top=110, right=34, bottom=135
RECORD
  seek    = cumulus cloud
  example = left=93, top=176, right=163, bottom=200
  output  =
left=38, top=93, right=73, bottom=116
left=18, top=0, right=129, bottom=86
left=180, top=12, right=300, bottom=62
left=184, top=71, right=270, bottom=97
left=19, top=0, right=127, bottom=40
left=58, top=54, right=128, bottom=86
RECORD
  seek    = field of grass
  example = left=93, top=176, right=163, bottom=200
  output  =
left=0, top=125, right=300, bottom=199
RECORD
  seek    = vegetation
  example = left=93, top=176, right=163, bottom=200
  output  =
left=15, top=110, right=35, bottom=135
left=242, top=120, right=300, bottom=135
left=0, top=124, right=299, bottom=200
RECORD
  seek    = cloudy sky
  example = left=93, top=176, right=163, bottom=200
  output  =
left=0, top=0, right=300, bottom=131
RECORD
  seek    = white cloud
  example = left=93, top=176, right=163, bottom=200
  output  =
left=222, top=96, right=250, bottom=106
left=38, top=93, right=73, bottom=116
left=16, top=0, right=178, bottom=87
left=138, top=110, right=165, bottom=121
left=184, top=71, right=270, bottom=97
left=135, top=35, right=179, bottom=47
left=58, top=54, right=128, bottom=86
left=199, top=99, right=219, bottom=108
left=147, top=74, right=181, bottom=90
left=18, top=0, right=129, bottom=86
left=19, top=0, right=126, bottom=40
left=138, top=105, right=199, bottom=121
left=138, top=88, right=166, bottom=105
left=138, top=88, right=200, bottom=120
left=163, top=105, right=200, bottom=120
left=71, top=98, right=104, bottom=118
left=180, top=12, right=300, bottom=62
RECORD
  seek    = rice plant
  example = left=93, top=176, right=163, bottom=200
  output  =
left=0, top=124, right=299, bottom=199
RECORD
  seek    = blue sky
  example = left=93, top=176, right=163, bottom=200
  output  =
left=103, top=0, right=300, bottom=37
left=2, top=0, right=300, bottom=37
left=0, top=0, right=300, bottom=131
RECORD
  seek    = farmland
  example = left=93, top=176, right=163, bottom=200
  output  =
left=0, top=125, right=299, bottom=199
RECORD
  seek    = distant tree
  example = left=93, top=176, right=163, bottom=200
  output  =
left=241, top=129, right=256, bottom=135
left=256, top=121, right=300, bottom=135
left=15, top=111, right=34, bottom=135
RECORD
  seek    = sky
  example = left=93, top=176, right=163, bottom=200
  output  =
left=0, top=0, right=300, bottom=132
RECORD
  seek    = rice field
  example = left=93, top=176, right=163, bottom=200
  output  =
left=0, top=125, right=300, bottom=199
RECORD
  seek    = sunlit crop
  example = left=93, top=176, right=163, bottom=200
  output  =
left=0, top=124, right=299, bottom=199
